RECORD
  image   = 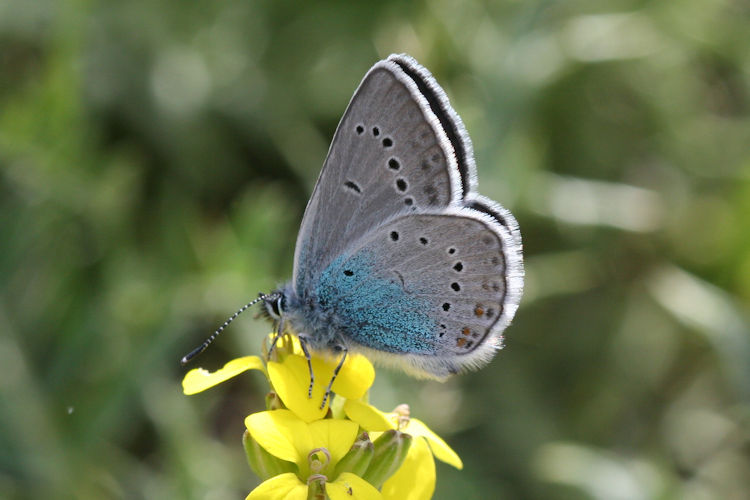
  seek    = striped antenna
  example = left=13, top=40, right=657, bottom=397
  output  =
left=180, top=293, right=277, bottom=365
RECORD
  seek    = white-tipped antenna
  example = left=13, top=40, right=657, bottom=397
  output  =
left=180, top=293, right=277, bottom=365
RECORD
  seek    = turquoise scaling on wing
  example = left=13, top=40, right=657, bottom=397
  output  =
left=316, top=252, right=437, bottom=354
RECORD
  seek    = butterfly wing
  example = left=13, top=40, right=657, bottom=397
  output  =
left=313, top=204, right=522, bottom=378
left=289, top=54, right=523, bottom=377
left=293, top=54, right=472, bottom=292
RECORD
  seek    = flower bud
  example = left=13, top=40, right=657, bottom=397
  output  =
left=361, top=429, right=412, bottom=488
left=265, top=390, right=284, bottom=410
left=242, top=429, right=295, bottom=480
left=333, top=432, right=374, bottom=478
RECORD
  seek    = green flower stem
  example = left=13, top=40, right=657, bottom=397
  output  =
left=361, top=429, right=413, bottom=488
left=306, top=474, right=326, bottom=500
left=333, top=432, right=374, bottom=479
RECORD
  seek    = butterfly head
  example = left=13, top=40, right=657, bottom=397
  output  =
left=261, top=291, right=285, bottom=321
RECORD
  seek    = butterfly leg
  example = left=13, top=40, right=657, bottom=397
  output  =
left=266, top=315, right=285, bottom=359
left=297, top=334, right=315, bottom=399
left=321, top=345, right=348, bottom=409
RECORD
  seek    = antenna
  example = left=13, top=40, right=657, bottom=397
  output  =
left=180, top=293, right=277, bottom=365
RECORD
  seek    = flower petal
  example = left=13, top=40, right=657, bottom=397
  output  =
left=406, top=418, right=463, bottom=469
left=268, top=333, right=303, bottom=356
left=308, top=419, right=360, bottom=464
left=268, top=357, right=328, bottom=422
left=330, top=354, right=375, bottom=399
left=182, top=356, right=265, bottom=395
left=268, top=350, right=375, bottom=423
left=246, top=473, right=307, bottom=500
left=343, top=400, right=395, bottom=432
left=245, top=410, right=312, bottom=464
left=381, top=437, right=435, bottom=500
left=328, top=472, right=382, bottom=500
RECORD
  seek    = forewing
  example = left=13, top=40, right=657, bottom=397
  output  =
left=292, top=56, right=467, bottom=292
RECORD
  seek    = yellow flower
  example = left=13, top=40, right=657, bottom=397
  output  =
left=245, top=409, right=381, bottom=500
left=182, top=335, right=460, bottom=499
left=344, top=400, right=463, bottom=500
left=181, top=334, right=375, bottom=422
left=267, top=334, right=375, bottom=422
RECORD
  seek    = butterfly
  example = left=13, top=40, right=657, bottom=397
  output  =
left=183, top=54, right=523, bottom=406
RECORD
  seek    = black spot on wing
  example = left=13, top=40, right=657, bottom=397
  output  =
left=344, top=181, right=362, bottom=194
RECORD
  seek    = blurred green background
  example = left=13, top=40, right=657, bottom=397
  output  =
left=2, top=0, right=749, bottom=498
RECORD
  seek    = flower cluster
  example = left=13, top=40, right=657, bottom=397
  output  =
left=182, top=334, right=462, bottom=499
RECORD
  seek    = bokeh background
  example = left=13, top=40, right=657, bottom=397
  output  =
left=2, top=0, right=750, bottom=498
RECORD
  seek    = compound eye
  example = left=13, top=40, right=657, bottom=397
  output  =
left=274, top=296, right=284, bottom=316
left=264, top=298, right=280, bottom=320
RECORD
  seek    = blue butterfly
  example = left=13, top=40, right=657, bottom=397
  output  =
left=184, top=54, right=523, bottom=406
